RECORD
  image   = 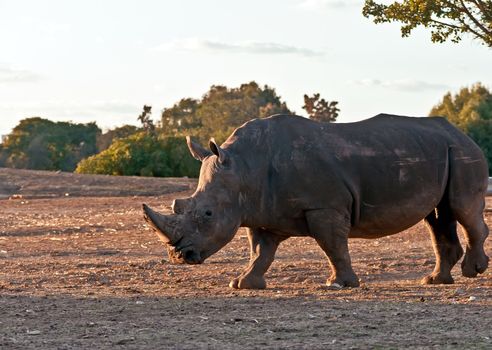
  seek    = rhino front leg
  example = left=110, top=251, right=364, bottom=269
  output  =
left=306, top=209, right=360, bottom=288
left=229, top=228, right=286, bottom=289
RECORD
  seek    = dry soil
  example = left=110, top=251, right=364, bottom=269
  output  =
left=0, top=168, right=491, bottom=349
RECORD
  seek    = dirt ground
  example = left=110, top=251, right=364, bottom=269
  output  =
left=0, top=168, right=491, bottom=349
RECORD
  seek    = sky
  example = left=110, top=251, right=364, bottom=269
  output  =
left=0, top=0, right=491, bottom=136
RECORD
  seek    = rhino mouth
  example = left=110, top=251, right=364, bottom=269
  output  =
left=166, top=238, right=203, bottom=265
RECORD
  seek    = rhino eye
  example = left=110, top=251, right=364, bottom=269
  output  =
left=204, top=210, right=213, bottom=217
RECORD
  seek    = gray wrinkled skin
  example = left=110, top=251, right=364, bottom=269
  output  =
left=143, top=114, right=489, bottom=289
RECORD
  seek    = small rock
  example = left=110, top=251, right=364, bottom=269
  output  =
left=135, top=300, right=145, bottom=305
left=468, top=296, right=477, bottom=301
left=326, top=283, right=343, bottom=290
left=26, top=330, right=41, bottom=335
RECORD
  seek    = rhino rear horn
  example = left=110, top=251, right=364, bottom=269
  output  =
left=186, top=136, right=212, bottom=161
left=142, top=204, right=181, bottom=245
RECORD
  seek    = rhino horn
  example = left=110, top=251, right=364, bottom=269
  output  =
left=142, top=204, right=181, bottom=245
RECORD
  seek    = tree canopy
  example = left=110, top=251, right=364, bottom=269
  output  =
left=430, top=83, right=492, bottom=173
left=161, top=81, right=293, bottom=143
left=0, top=117, right=100, bottom=171
left=96, top=124, right=139, bottom=152
left=430, top=83, right=492, bottom=130
left=363, top=0, right=492, bottom=46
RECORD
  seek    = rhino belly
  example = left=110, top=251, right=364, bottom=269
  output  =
left=348, top=156, right=447, bottom=238
left=350, top=198, right=440, bottom=238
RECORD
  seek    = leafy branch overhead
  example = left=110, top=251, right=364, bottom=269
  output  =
left=363, top=0, right=492, bottom=46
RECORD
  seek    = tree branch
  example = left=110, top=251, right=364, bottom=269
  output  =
left=459, top=0, right=492, bottom=36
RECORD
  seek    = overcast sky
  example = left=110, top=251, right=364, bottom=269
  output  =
left=0, top=0, right=490, bottom=136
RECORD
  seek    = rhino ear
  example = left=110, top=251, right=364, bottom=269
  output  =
left=186, top=136, right=211, bottom=161
left=209, top=138, right=227, bottom=164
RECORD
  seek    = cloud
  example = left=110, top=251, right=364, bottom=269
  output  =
left=0, top=66, right=41, bottom=83
left=297, top=0, right=361, bottom=10
left=153, top=38, right=325, bottom=57
left=350, top=79, right=449, bottom=92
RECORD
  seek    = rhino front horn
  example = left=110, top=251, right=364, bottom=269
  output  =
left=142, top=204, right=181, bottom=245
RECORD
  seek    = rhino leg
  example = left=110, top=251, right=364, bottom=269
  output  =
left=229, top=228, right=286, bottom=289
left=446, top=153, right=490, bottom=277
left=422, top=204, right=463, bottom=285
left=306, top=209, right=359, bottom=288
left=457, top=211, right=489, bottom=278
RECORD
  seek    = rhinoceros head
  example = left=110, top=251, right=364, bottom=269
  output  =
left=143, top=136, right=242, bottom=264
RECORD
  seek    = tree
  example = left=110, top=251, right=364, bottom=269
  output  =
left=363, top=0, right=492, bottom=47
left=96, top=124, right=139, bottom=152
left=302, top=93, right=339, bottom=123
left=137, top=105, right=155, bottom=132
left=161, top=98, right=201, bottom=136
left=429, top=83, right=492, bottom=130
left=429, top=83, right=492, bottom=173
left=160, top=81, right=293, bottom=143
left=0, top=117, right=100, bottom=171
left=467, top=119, right=492, bottom=174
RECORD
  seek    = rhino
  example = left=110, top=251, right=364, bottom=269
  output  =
left=143, top=114, right=489, bottom=289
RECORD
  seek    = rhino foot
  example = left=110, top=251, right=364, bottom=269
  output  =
left=326, top=275, right=360, bottom=289
left=461, top=251, right=489, bottom=278
left=229, top=275, right=267, bottom=289
left=421, top=273, right=454, bottom=285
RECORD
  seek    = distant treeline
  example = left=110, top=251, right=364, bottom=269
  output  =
left=1, top=81, right=491, bottom=177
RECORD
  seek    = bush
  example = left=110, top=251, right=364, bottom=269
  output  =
left=75, top=132, right=200, bottom=177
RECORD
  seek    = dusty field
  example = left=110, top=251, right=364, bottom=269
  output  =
left=0, top=168, right=491, bottom=349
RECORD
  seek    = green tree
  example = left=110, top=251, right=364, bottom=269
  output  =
left=96, top=124, right=139, bottom=152
left=160, top=81, right=293, bottom=143
left=430, top=83, right=492, bottom=130
left=302, top=93, right=339, bottom=122
left=161, top=98, right=201, bottom=136
left=363, top=0, right=492, bottom=46
left=0, top=117, right=100, bottom=171
left=430, top=83, right=492, bottom=173
left=468, top=119, right=492, bottom=174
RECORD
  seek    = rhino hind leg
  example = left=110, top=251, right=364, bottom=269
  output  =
left=229, top=228, right=286, bottom=289
left=306, top=209, right=360, bottom=288
left=422, top=203, right=463, bottom=285
left=446, top=150, right=490, bottom=278
left=456, top=210, right=489, bottom=278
